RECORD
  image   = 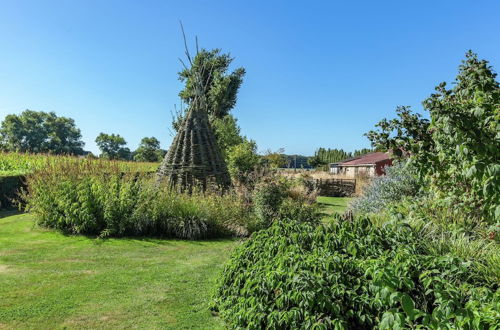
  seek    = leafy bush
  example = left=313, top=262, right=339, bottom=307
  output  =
left=388, top=196, right=500, bottom=284
left=212, top=218, right=499, bottom=329
left=22, top=159, right=252, bottom=239
left=349, top=161, right=421, bottom=215
left=252, top=176, right=320, bottom=230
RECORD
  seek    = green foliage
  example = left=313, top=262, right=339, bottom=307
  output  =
left=171, top=47, right=251, bottom=184
left=309, top=148, right=373, bottom=169
left=211, top=114, right=244, bottom=157
left=213, top=218, right=499, bottom=329
left=263, top=149, right=288, bottom=169
left=95, top=133, right=131, bottom=160
left=226, top=139, right=260, bottom=181
left=133, top=137, right=164, bottom=162
left=173, top=49, right=245, bottom=131
left=252, top=176, right=319, bottom=230
left=387, top=196, right=500, bottom=284
left=0, top=110, right=84, bottom=155
left=367, top=51, right=499, bottom=222
left=22, top=159, right=252, bottom=239
left=0, top=152, right=158, bottom=176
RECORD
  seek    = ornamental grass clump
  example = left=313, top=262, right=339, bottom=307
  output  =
left=251, top=176, right=320, bottom=231
left=212, top=218, right=499, bottom=329
left=22, top=159, right=252, bottom=239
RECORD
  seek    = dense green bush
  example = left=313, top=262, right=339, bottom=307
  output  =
left=388, top=196, right=500, bottom=284
left=252, top=176, right=320, bottom=230
left=349, top=161, right=421, bottom=215
left=212, top=218, right=499, bottom=329
left=22, top=159, right=253, bottom=239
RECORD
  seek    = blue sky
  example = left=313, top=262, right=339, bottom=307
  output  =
left=1, top=0, right=499, bottom=155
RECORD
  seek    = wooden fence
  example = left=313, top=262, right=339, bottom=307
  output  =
left=312, top=178, right=356, bottom=197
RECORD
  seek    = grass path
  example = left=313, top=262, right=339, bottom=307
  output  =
left=316, top=196, right=352, bottom=218
left=0, top=211, right=237, bottom=329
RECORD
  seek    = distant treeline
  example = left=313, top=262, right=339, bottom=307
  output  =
left=308, top=148, right=372, bottom=168
left=280, top=148, right=373, bottom=169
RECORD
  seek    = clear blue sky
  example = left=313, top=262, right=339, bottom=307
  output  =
left=1, top=0, right=499, bottom=156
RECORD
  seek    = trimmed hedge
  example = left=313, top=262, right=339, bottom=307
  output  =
left=0, top=175, right=25, bottom=209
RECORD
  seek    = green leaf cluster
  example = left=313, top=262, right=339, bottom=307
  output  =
left=133, top=137, right=165, bottom=162
left=213, top=218, right=499, bottom=329
left=95, top=133, right=131, bottom=160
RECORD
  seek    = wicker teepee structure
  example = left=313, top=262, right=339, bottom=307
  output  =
left=156, top=96, right=231, bottom=190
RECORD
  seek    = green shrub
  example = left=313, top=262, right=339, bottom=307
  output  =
left=252, top=176, right=320, bottom=230
left=22, top=159, right=253, bottom=239
left=252, top=178, right=289, bottom=227
left=212, top=218, right=499, bottom=329
left=388, top=196, right=500, bottom=284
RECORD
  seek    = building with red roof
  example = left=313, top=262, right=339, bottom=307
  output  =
left=329, top=152, right=392, bottom=177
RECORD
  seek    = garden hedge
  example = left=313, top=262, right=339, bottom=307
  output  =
left=0, top=175, right=25, bottom=209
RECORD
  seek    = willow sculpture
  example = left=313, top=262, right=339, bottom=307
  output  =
left=156, top=57, right=231, bottom=190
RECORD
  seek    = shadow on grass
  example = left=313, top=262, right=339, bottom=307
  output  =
left=0, top=208, right=23, bottom=218
left=2, top=211, right=241, bottom=246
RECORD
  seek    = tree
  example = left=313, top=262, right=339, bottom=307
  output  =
left=366, top=51, right=499, bottom=221
left=211, top=114, right=245, bottom=158
left=307, top=155, right=327, bottom=168
left=0, top=110, right=84, bottom=154
left=171, top=47, right=247, bottom=161
left=172, top=48, right=245, bottom=131
left=134, top=137, right=163, bottom=162
left=263, top=149, right=288, bottom=169
left=353, top=148, right=373, bottom=157
left=95, top=133, right=130, bottom=160
left=226, top=139, right=260, bottom=181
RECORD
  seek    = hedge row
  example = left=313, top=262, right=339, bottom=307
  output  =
left=0, top=175, right=25, bottom=209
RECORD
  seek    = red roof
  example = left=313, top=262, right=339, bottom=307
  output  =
left=338, top=152, right=391, bottom=166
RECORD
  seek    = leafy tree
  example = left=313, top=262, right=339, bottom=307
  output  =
left=263, top=149, right=288, bottom=169
left=211, top=114, right=245, bottom=158
left=172, top=48, right=245, bottom=131
left=309, top=147, right=371, bottom=169
left=95, top=133, right=131, bottom=160
left=367, top=51, right=499, bottom=221
left=226, top=139, right=260, bottom=181
left=307, top=155, right=327, bottom=168
left=0, top=110, right=84, bottom=154
left=134, top=137, right=163, bottom=162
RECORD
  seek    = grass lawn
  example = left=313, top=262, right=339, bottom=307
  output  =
left=317, top=196, right=353, bottom=218
left=0, top=211, right=237, bottom=329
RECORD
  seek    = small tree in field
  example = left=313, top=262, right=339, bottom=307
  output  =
left=134, top=137, right=163, bottom=162
left=95, top=133, right=131, bottom=160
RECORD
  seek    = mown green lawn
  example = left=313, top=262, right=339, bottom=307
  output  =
left=317, top=196, right=352, bottom=218
left=0, top=211, right=237, bottom=329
